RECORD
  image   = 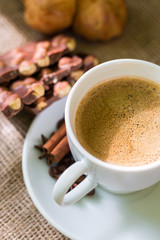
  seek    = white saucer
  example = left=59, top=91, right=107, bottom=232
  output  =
left=22, top=97, right=160, bottom=240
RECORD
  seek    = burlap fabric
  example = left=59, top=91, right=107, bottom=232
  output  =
left=0, top=0, right=160, bottom=239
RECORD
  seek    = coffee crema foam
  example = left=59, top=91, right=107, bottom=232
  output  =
left=75, top=77, right=160, bottom=167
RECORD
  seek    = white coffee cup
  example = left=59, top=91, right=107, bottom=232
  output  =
left=53, top=59, right=160, bottom=207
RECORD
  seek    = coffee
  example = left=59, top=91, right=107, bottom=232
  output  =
left=75, top=77, right=160, bottom=167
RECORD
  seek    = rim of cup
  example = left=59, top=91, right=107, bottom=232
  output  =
left=65, top=59, right=160, bottom=173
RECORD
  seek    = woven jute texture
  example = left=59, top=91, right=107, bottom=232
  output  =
left=0, top=0, right=160, bottom=239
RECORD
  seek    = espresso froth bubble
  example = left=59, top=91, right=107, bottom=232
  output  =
left=75, top=77, right=160, bottom=167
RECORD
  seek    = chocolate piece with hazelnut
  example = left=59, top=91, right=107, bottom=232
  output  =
left=10, top=77, right=45, bottom=105
left=0, top=87, right=23, bottom=118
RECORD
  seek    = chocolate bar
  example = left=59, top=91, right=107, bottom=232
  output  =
left=26, top=55, right=99, bottom=115
left=0, top=44, right=37, bottom=84
left=0, top=87, right=23, bottom=118
left=10, top=77, right=45, bottom=105
left=0, top=35, right=76, bottom=84
left=66, top=55, right=99, bottom=86
left=40, top=55, right=83, bottom=86
left=0, top=33, right=98, bottom=119
left=25, top=80, right=71, bottom=115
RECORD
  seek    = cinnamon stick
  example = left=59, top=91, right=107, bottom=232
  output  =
left=43, top=122, right=66, bottom=153
left=49, top=135, right=70, bottom=163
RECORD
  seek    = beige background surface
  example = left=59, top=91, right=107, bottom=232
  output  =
left=0, top=0, right=160, bottom=239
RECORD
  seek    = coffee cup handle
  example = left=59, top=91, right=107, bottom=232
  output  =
left=52, top=161, right=97, bottom=206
